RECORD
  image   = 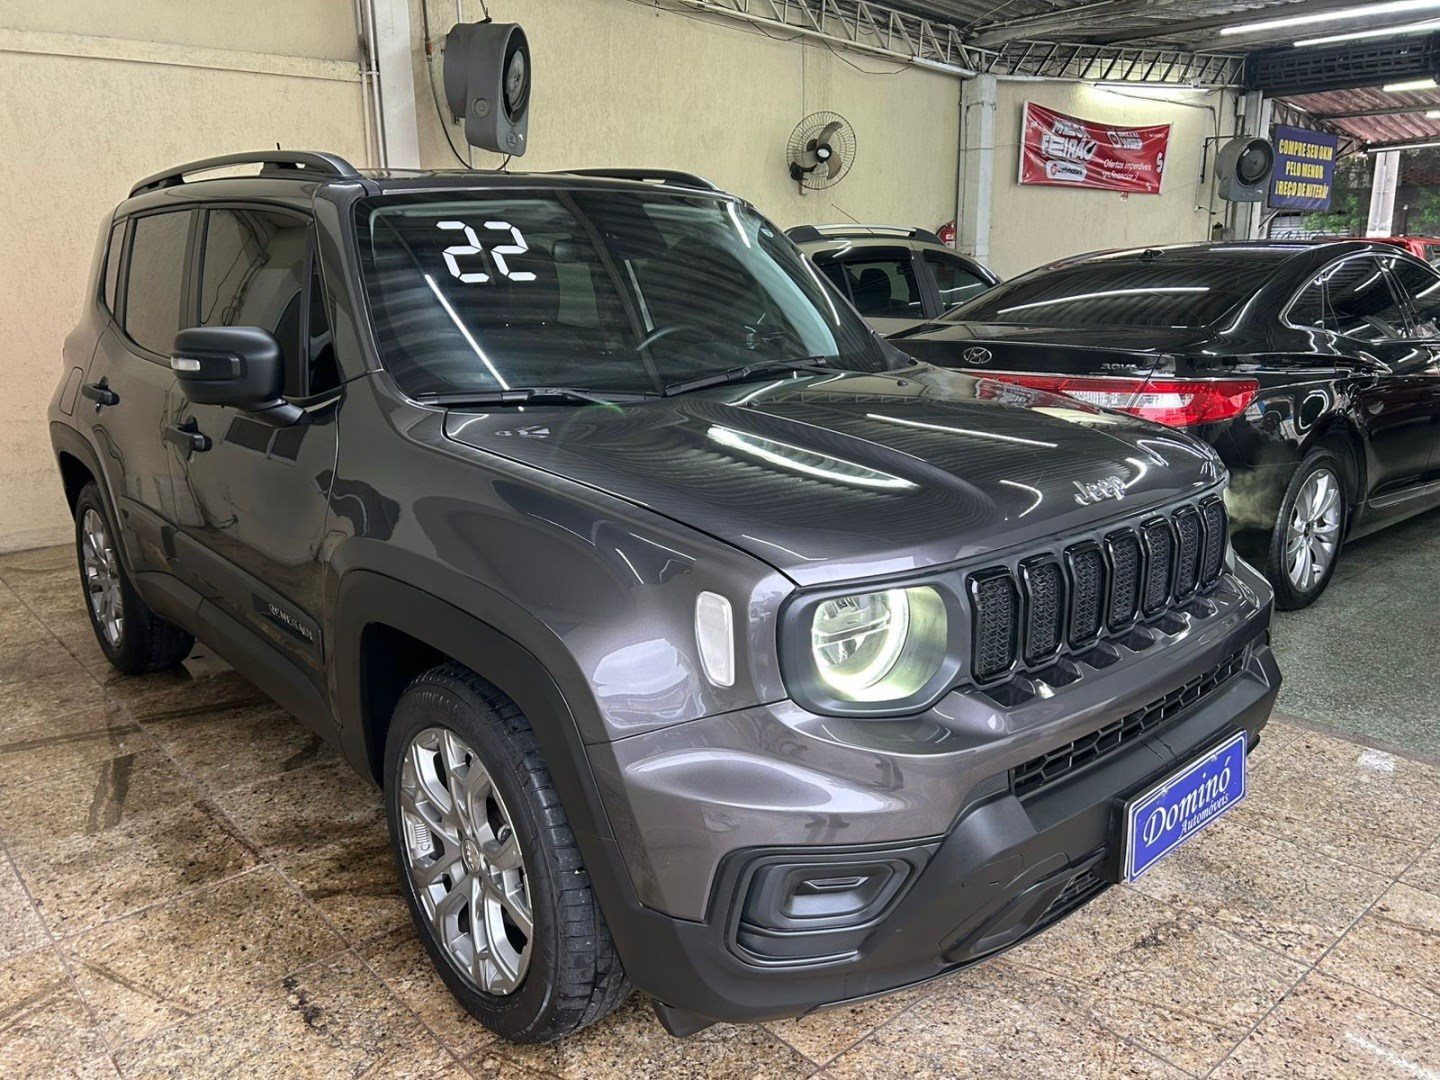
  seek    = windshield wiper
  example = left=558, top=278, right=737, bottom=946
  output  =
left=662, top=356, right=844, bottom=397
left=416, top=387, right=654, bottom=408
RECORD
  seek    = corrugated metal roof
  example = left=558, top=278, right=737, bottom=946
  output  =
left=1284, top=86, right=1440, bottom=147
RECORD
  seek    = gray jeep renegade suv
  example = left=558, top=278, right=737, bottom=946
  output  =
left=49, top=151, right=1279, bottom=1043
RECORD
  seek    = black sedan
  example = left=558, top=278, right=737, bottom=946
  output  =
left=890, top=240, right=1440, bottom=608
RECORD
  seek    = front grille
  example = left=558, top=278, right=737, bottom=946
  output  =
left=967, top=496, right=1229, bottom=685
left=971, top=573, right=1019, bottom=681
left=1141, top=519, right=1174, bottom=615
left=1201, top=498, right=1227, bottom=582
left=1105, top=530, right=1142, bottom=629
left=1011, top=647, right=1247, bottom=798
left=1020, top=560, right=1063, bottom=664
left=1066, top=545, right=1105, bottom=645
left=1174, top=507, right=1202, bottom=598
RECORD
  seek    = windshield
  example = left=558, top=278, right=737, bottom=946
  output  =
left=353, top=189, right=892, bottom=398
left=946, top=251, right=1284, bottom=329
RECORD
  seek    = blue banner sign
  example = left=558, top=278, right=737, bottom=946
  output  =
left=1269, top=125, right=1338, bottom=212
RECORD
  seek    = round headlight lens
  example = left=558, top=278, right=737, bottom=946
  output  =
left=809, top=586, right=948, bottom=703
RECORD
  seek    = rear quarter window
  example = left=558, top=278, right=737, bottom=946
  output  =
left=103, top=220, right=125, bottom=315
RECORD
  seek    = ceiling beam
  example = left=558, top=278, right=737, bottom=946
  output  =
left=1091, top=0, right=1401, bottom=46
left=970, top=0, right=1147, bottom=47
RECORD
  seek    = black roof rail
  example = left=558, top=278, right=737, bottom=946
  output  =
left=562, top=168, right=719, bottom=191
left=129, top=151, right=362, bottom=197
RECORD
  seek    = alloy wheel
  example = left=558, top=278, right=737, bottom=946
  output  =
left=399, top=726, right=534, bottom=995
left=81, top=508, right=124, bottom=649
left=1284, top=467, right=1341, bottom=592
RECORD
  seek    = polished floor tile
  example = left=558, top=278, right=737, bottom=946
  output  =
left=1270, top=503, right=1440, bottom=760
left=1, top=542, right=1438, bottom=1076
left=12, top=799, right=259, bottom=935
left=1128, top=815, right=1391, bottom=962
left=277, top=826, right=410, bottom=943
left=63, top=868, right=348, bottom=1046
left=111, top=953, right=459, bottom=1080
left=357, top=929, right=506, bottom=1057
left=501, top=995, right=813, bottom=1079
left=0, top=749, right=201, bottom=848
left=0, top=947, right=110, bottom=1077
left=1009, top=887, right=1307, bottom=1073
left=1318, top=882, right=1440, bottom=1022
left=209, top=756, right=385, bottom=858
left=765, top=984, right=933, bottom=1066
left=823, top=956, right=1183, bottom=1079
left=1403, top=838, right=1440, bottom=898
left=1229, top=740, right=1440, bottom=876
left=1213, top=972, right=1440, bottom=1079
left=139, top=699, right=331, bottom=793
left=0, top=856, right=48, bottom=963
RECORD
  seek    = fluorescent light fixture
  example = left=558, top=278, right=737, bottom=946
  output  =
left=1366, top=139, right=1440, bottom=152
left=1383, top=77, right=1440, bottom=92
left=1298, top=16, right=1440, bottom=46
left=1222, top=0, right=1440, bottom=37
left=1093, top=81, right=1206, bottom=94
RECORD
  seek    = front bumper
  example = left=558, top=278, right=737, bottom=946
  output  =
left=583, top=563, right=1279, bottom=1028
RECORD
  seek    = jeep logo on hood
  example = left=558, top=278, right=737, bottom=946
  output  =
left=1073, top=475, right=1127, bottom=506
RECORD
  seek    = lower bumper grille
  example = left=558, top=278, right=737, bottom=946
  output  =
left=1012, top=647, right=1248, bottom=798
left=1038, top=865, right=1108, bottom=927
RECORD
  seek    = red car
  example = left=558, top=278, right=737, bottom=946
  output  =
left=1318, top=235, right=1440, bottom=263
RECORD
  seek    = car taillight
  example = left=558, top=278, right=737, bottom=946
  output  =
left=985, top=373, right=1258, bottom=427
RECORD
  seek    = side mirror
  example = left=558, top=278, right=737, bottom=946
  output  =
left=170, top=326, right=302, bottom=425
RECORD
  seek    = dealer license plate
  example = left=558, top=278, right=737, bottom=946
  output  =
left=1122, top=731, right=1248, bottom=882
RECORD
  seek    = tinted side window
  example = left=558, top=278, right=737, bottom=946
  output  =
left=924, top=252, right=991, bottom=311
left=103, top=221, right=125, bottom=315
left=124, top=212, right=191, bottom=354
left=200, top=208, right=310, bottom=389
left=1291, top=256, right=1405, bottom=343
left=1385, top=257, right=1440, bottom=339
left=837, top=254, right=923, bottom=319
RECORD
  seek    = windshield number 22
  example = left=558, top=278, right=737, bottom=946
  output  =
left=436, top=220, right=536, bottom=284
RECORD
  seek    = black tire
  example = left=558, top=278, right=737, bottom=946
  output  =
left=73, top=482, right=194, bottom=674
left=384, top=663, right=630, bottom=1043
left=1264, top=448, right=1348, bottom=611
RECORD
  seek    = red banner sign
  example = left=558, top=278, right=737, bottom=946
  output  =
left=1019, top=102, right=1170, bottom=195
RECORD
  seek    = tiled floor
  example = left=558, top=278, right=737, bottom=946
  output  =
left=0, top=543, right=1437, bottom=1079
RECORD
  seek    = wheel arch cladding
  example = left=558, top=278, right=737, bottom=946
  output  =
left=332, top=570, right=619, bottom=841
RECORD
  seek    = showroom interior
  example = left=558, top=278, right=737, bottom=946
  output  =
left=2, top=0, right=1440, bottom=1076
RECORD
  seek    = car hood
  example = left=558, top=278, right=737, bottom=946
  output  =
left=442, top=364, right=1224, bottom=586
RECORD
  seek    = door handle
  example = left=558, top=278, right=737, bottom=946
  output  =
left=81, top=380, right=119, bottom=408
left=164, top=419, right=211, bottom=454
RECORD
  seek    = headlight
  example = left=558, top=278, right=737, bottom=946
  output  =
left=809, top=586, right=948, bottom=703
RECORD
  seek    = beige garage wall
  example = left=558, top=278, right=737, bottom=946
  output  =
left=987, top=80, right=1241, bottom=278
left=0, top=5, right=370, bottom=550
left=408, top=0, right=961, bottom=233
